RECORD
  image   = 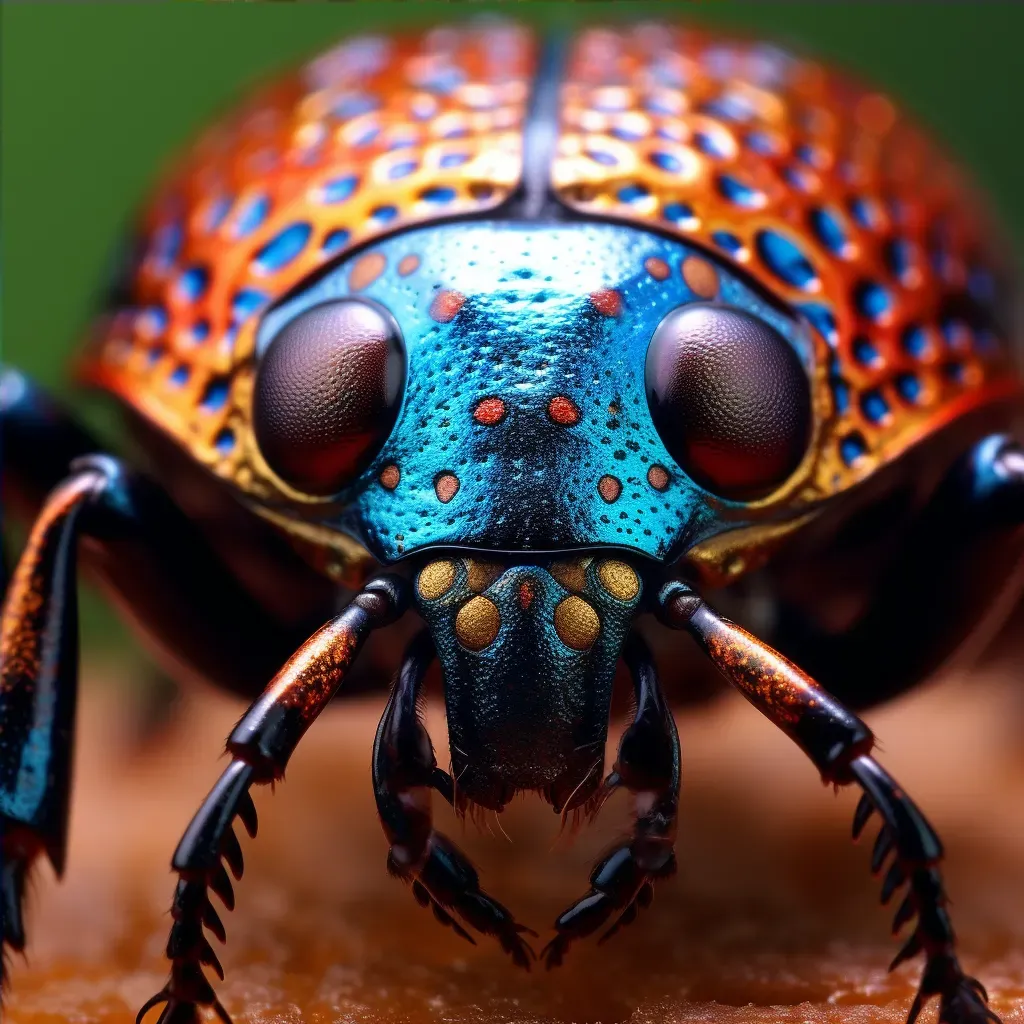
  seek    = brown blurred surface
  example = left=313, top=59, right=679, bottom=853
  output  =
left=6, top=652, right=1024, bottom=1024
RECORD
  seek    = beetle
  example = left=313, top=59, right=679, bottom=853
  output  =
left=0, top=19, right=1019, bottom=1024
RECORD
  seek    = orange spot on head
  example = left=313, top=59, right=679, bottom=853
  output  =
left=518, top=580, right=534, bottom=610
left=348, top=251, right=387, bottom=291
left=473, top=397, right=506, bottom=426
left=644, top=257, right=670, bottom=281
left=429, top=289, right=466, bottom=323
left=598, top=474, right=622, bottom=502
left=434, top=472, right=460, bottom=504
left=681, top=256, right=719, bottom=299
left=379, top=464, right=400, bottom=490
left=589, top=289, right=622, bottom=317
left=547, top=395, right=580, bottom=426
left=397, top=254, right=421, bottom=277
left=647, top=464, right=670, bottom=491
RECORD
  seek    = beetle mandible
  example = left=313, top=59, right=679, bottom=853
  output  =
left=0, top=20, right=1019, bottom=1024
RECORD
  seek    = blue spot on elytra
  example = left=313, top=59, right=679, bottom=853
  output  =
left=214, top=428, right=235, bottom=454
left=895, top=372, right=922, bottom=402
left=855, top=280, right=893, bottom=321
left=756, top=231, right=818, bottom=291
left=809, top=207, right=848, bottom=256
left=643, top=94, right=676, bottom=115
left=443, top=125, right=468, bottom=140
left=744, top=131, right=778, bottom=156
left=169, top=365, right=189, bottom=387
left=902, top=324, right=929, bottom=358
left=372, top=205, right=398, bottom=223
left=848, top=196, right=882, bottom=231
left=701, top=92, right=754, bottom=122
left=831, top=376, right=851, bottom=414
left=649, top=151, right=683, bottom=173
left=795, top=143, right=824, bottom=168
left=860, top=389, right=889, bottom=423
left=840, top=432, right=868, bottom=466
left=389, top=136, right=416, bottom=151
left=146, top=347, right=164, bottom=367
left=941, top=317, right=972, bottom=351
left=231, top=289, right=266, bottom=323
left=968, top=267, right=996, bottom=305
left=943, top=361, right=965, bottom=383
left=351, top=124, right=380, bottom=148
left=333, top=94, right=378, bottom=119
left=321, top=176, right=359, bottom=204
left=711, top=231, right=744, bottom=256
left=440, top=152, right=469, bottom=168
left=717, top=174, right=764, bottom=208
left=421, top=186, right=456, bottom=204
left=799, top=302, right=838, bottom=346
left=138, top=306, right=168, bottom=335
left=663, top=202, right=696, bottom=226
left=255, top=223, right=311, bottom=274
left=201, top=378, right=230, bottom=412
left=235, top=195, right=270, bottom=238
left=617, top=184, right=649, bottom=204
left=176, top=266, right=208, bottom=303
left=322, top=229, right=351, bottom=255
left=587, top=149, right=618, bottom=167
left=192, top=320, right=210, bottom=343
left=612, top=124, right=645, bottom=142
left=885, top=239, right=916, bottom=283
left=151, top=221, right=183, bottom=268
left=389, top=160, right=418, bottom=179
left=852, top=337, right=880, bottom=366
left=205, top=196, right=232, bottom=233
left=693, top=131, right=729, bottom=158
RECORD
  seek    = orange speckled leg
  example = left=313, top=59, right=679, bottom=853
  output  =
left=655, top=580, right=1000, bottom=1024
left=138, top=575, right=408, bottom=1024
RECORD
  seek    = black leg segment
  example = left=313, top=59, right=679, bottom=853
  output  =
left=656, top=580, right=1000, bottom=1024
left=372, top=630, right=535, bottom=968
left=542, top=632, right=681, bottom=968
left=137, top=574, right=407, bottom=1024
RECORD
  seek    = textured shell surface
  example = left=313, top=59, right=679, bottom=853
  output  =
left=79, top=20, right=1020, bottom=577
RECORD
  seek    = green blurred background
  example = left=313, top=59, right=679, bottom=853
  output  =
left=3, top=1, right=1024, bottom=661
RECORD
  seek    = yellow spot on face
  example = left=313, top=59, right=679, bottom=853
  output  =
left=456, top=595, right=501, bottom=651
left=596, top=560, right=639, bottom=602
left=681, top=255, right=719, bottom=299
left=466, top=559, right=503, bottom=593
left=549, top=558, right=590, bottom=593
left=417, top=561, right=456, bottom=601
left=554, top=596, right=600, bottom=651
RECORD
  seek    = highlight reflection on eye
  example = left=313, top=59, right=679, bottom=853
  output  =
left=253, top=298, right=406, bottom=496
left=645, top=303, right=812, bottom=500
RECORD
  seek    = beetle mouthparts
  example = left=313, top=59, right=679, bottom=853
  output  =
left=412, top=555, right=643, bottom=812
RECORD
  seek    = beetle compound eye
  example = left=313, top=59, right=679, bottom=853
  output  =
left=253, top=299, right=405, bottom=495
left=645, top=303, right=811, bottom=500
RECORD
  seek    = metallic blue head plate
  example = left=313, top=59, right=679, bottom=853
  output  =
left=256, top=220, right=813, bottom=564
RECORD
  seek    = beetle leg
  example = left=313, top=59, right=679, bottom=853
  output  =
left=542, top=632, right=680, bottom=969
left=373, top=629, right=536, bottom=969
left=137, top=574, right=407, bottom=1024
left=655, top=579, right=1001, bottom=1024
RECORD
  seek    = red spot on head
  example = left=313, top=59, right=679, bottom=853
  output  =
left=473, top=397, right=506, bottom=426
left=547, top=395, right=581, bottom=426
left=379, top=464, right=401, bottom=490
left=518, top=581, right=535, bottom=610
left=589, top=289, right=622, bottom=317
left=397, top=254, right=421, bottom=277
left=647, top=465, right=670, bottom=491
left=434, top=472, right=460, bottom=503
left=429, top=289, right=466, bottom=323
left=645, top=257, right=670, bottom=281
left=598, top=474, right=622, bottom=502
